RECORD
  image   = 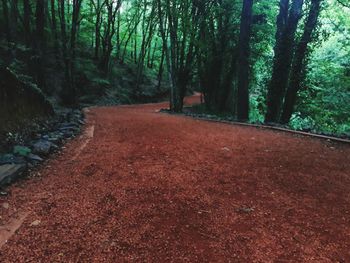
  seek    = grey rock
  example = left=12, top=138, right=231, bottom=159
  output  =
left=59, top=124, right=80, bottom=133
left=0, top=191, right=8, bottom=196
left=61, top=122, right=79, bottom=128
left=47, top=135, right=62, bottom=144
left=26, top=153, right=43, bottom=162
left=0, top=154, right=26, bottom=165
left=32, top=140, right=53, bottom=155
left=62, top=131, right=74, bottom=138
left=0, top=163, right=27, bottom=186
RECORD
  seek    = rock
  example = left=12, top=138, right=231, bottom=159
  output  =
left=0, top=154, right=26, bottom=165
left=0, top=163, right=27, bottom=186
left=26, top=153, right=43, bottom=163
left=47, top=132, right=64, bottom=144
left=59, top=123, right=80, bottom=133
left=32, top=140, right=53, bottom=155
left=61, top=122, right=79, bottom=128
left=237, top=207, right=255, bottom=213
left=0, top=191, right=8, bottom=196
left=30, top=220, right=41, bottom=226
left=62, top=131, right=74, bottom=138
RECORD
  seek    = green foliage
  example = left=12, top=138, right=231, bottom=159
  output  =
left=249, top=96, right=264, bottom=123
left=13, top=146, right=31, bottom=157
left=0, top=0, right=349, bottom=137
left=289, top=113, right=316, bottom=131
left=293, top=3, right=350, bottom=135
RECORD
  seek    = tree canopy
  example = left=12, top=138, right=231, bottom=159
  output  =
left=0, top=0, right=349, bottom=135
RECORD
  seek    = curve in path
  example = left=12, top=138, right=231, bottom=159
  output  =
left=1, top=96, right=350, bottom=262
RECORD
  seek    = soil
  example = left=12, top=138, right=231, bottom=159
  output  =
left=0, top=95, right=350, bottom=262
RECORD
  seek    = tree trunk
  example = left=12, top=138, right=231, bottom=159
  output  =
left=236, top=0, right=254, bottom=121
left=50, top=0, right=59, bottom=56
left=265, top=0, right=304, bottom=123
left=116, top=10, right=121, bottom=60
left=134, top=29, right=137, bottom=63
left=23, top=0, right=32, bottom=46
left=35, top=0, right=46, bottom=91
left=10, top=0, right=19, bottom=40
left=71, top=0, right=82, bottom=63
left=59, top=0, right=74, bottom=105
left=157, top=44, right=165, bottom=90
left=280, top=0, right=322, bottom=123
left=1, top=0, right=11, bottom=43
left=157, top=0, right=174, bottom=110
left=150, top=40, right=157, bottom=68
left=94, top=0, right=101, bottom=60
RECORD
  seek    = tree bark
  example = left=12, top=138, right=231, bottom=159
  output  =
left=10, top=0, right=19, bottom=40
left=50, top=0, right=59, bottom=56
left=280, top=0, right=322, bottom=123
left=35, top=0, right=46, bottom=91
left=157, top=44, right=165, bottom=90
left=1, top=0, right=11, bottom=43
left=59, top=0, right=74, bottom=104
left=265, top=0, right=304, bottom=123
left=23, top=0, right=32, bottom=46
left=237, top=0, right=254, bottom=121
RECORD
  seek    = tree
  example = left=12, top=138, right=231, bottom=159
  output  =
left=158, top=0, right=198, bottom=112
left=280, top=0, right=323, bottom=124
left=99, top=0, right=122, bottom=73
left=265, top=0, right=304, bottom=123
left=50, top=0, right=59, bottom=55
left=0, top=0, right=348, bottom=135
left=1, top=0, right=11, bottom=43
left=23, top=0, right=32, bottom=46
left=34, top=0, right=46, bottom=91
left=91, top=0, right=106, bottom=60
left=236, top=0, right=254, bottom=121
left=197, top=0, right=238, bottom=113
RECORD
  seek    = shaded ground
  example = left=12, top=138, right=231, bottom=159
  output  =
left=1, top=95, right=350, bottom=262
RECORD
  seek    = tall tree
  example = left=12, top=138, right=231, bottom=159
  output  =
left=280, top=0, right=323, bottom=123
left=163, top=0, right=198, bottom=112
left=34, top=0, right=46, bottom=91
left=135, top=0, right=157, bottom=91
left=1, top=0, right=11, bottom=43
left=91, top=0, right=106, bottom=60
left=10, top=0, right=19, bottom=40
left=99, top=0, right=122, bottom=73
left=23, top=0, right=32, bottom=46
left=197, top=0, right=237, bottom=113
left=236, top=0, right=254, bottom=121
left=70, top=0, right=83, bottom=62
left=50, top=0, right=59, bottom=55
left=265, top=0, right=304, bottom=123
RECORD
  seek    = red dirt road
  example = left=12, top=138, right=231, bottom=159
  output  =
left=1, top=97, right=350, bottom=262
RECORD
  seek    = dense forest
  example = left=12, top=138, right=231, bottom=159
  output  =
left=0, top=0, right=349, bottom=135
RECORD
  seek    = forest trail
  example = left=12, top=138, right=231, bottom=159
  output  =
left=1, top=95, right=350, bottom=262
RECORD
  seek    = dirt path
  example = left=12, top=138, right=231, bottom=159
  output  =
left=1, top=96, right=350, bottom=262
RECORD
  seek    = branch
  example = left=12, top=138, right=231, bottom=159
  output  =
left=337, top=0, right=350, bottom=8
